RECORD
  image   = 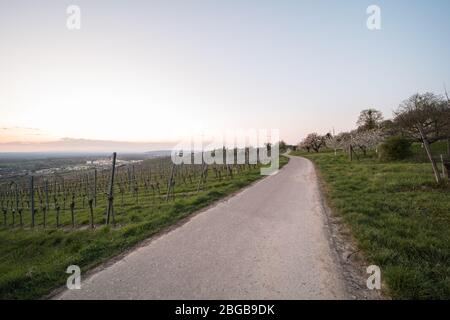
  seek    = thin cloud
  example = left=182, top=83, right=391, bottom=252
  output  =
left=0, top=137, right=178, bottom=153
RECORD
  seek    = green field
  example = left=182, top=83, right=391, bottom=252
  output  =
left=290, top=143, right=450, bottom=299
left=0, top=156, right=289, bottom=299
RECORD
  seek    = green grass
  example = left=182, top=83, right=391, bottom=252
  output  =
left=0, top=156, right=289, bottom=299
left=410, top=140, right=449, bottom=162
left=290, top=147, right=449, bottom=299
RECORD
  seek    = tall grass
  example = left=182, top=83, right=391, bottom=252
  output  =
left=291, top=147, right=449, bottom=299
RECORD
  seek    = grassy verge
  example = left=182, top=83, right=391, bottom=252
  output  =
left=0, top=156, right=289, bottom=299
left=290, top=148, right=449, bottom=299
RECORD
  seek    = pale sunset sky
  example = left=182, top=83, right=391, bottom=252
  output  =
left=1, top=0, right=449, bottom=152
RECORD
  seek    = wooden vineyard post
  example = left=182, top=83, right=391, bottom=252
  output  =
left=94, top=168, right=97, bottom=207
left=18, top=208, right=23, bottom=227
left=30, top=176, right=35, bottom=228
left=82, top=175, right=87, bottom=209
left=223, top=146, right=226, bottom=166
left=62, top=178, right=66, bottom=212
left=14, top=182, right=19, bottom=221
left=227, top=165, right=233, bottom=179
left=45, top=180, right=49, bottom=212
left=166, top=163, right=176, bottom=201
left=10, top=181, right=18, bottom=227
left=44, top=180, right=49, bottom=228
left=196, top=163, right=208, bottom=193
left=56, top=205, right=60, bottom=228
left=88, top=198, right=94, bottom=229
left=106, top=152, right=117, bottom=225
left=43, top=206, right=47, bottom=228
left=441, top=155, right=445, bottom=178
left=70, top=198, right=75, bottom=228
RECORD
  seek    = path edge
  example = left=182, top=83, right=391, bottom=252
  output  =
left=299, top=155, right=387, bottom=300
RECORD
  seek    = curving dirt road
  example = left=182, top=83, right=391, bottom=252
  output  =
left=56, top=156, right=351, bottom=299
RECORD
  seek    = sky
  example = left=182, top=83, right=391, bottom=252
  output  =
left=1, top=0, right=450, bottom=152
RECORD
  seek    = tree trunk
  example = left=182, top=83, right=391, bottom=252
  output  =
left=418, top=126, right=441, bottom=183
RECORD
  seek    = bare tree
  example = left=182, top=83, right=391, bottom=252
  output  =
left=394, top=92, right=450, bottom=183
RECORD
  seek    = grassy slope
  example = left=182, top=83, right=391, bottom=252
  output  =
left=290, top=145, right=449, bottom=299
left=0, top=156, right=289, bottom=299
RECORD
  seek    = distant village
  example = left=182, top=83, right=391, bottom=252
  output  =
left=35, top=158, right=143, bottom=175
left=0, top=157, right=144, bottom=181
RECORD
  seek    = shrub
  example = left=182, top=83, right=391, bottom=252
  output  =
left=379, top=136, right=412, bottom=161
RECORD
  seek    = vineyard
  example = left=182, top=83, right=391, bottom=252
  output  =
left=0, top=152, right=288, bottom=299
left=0, top=152, right=267, bottom=230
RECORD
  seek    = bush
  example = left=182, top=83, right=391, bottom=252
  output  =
left=379, top=136, right=412, bottom=161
